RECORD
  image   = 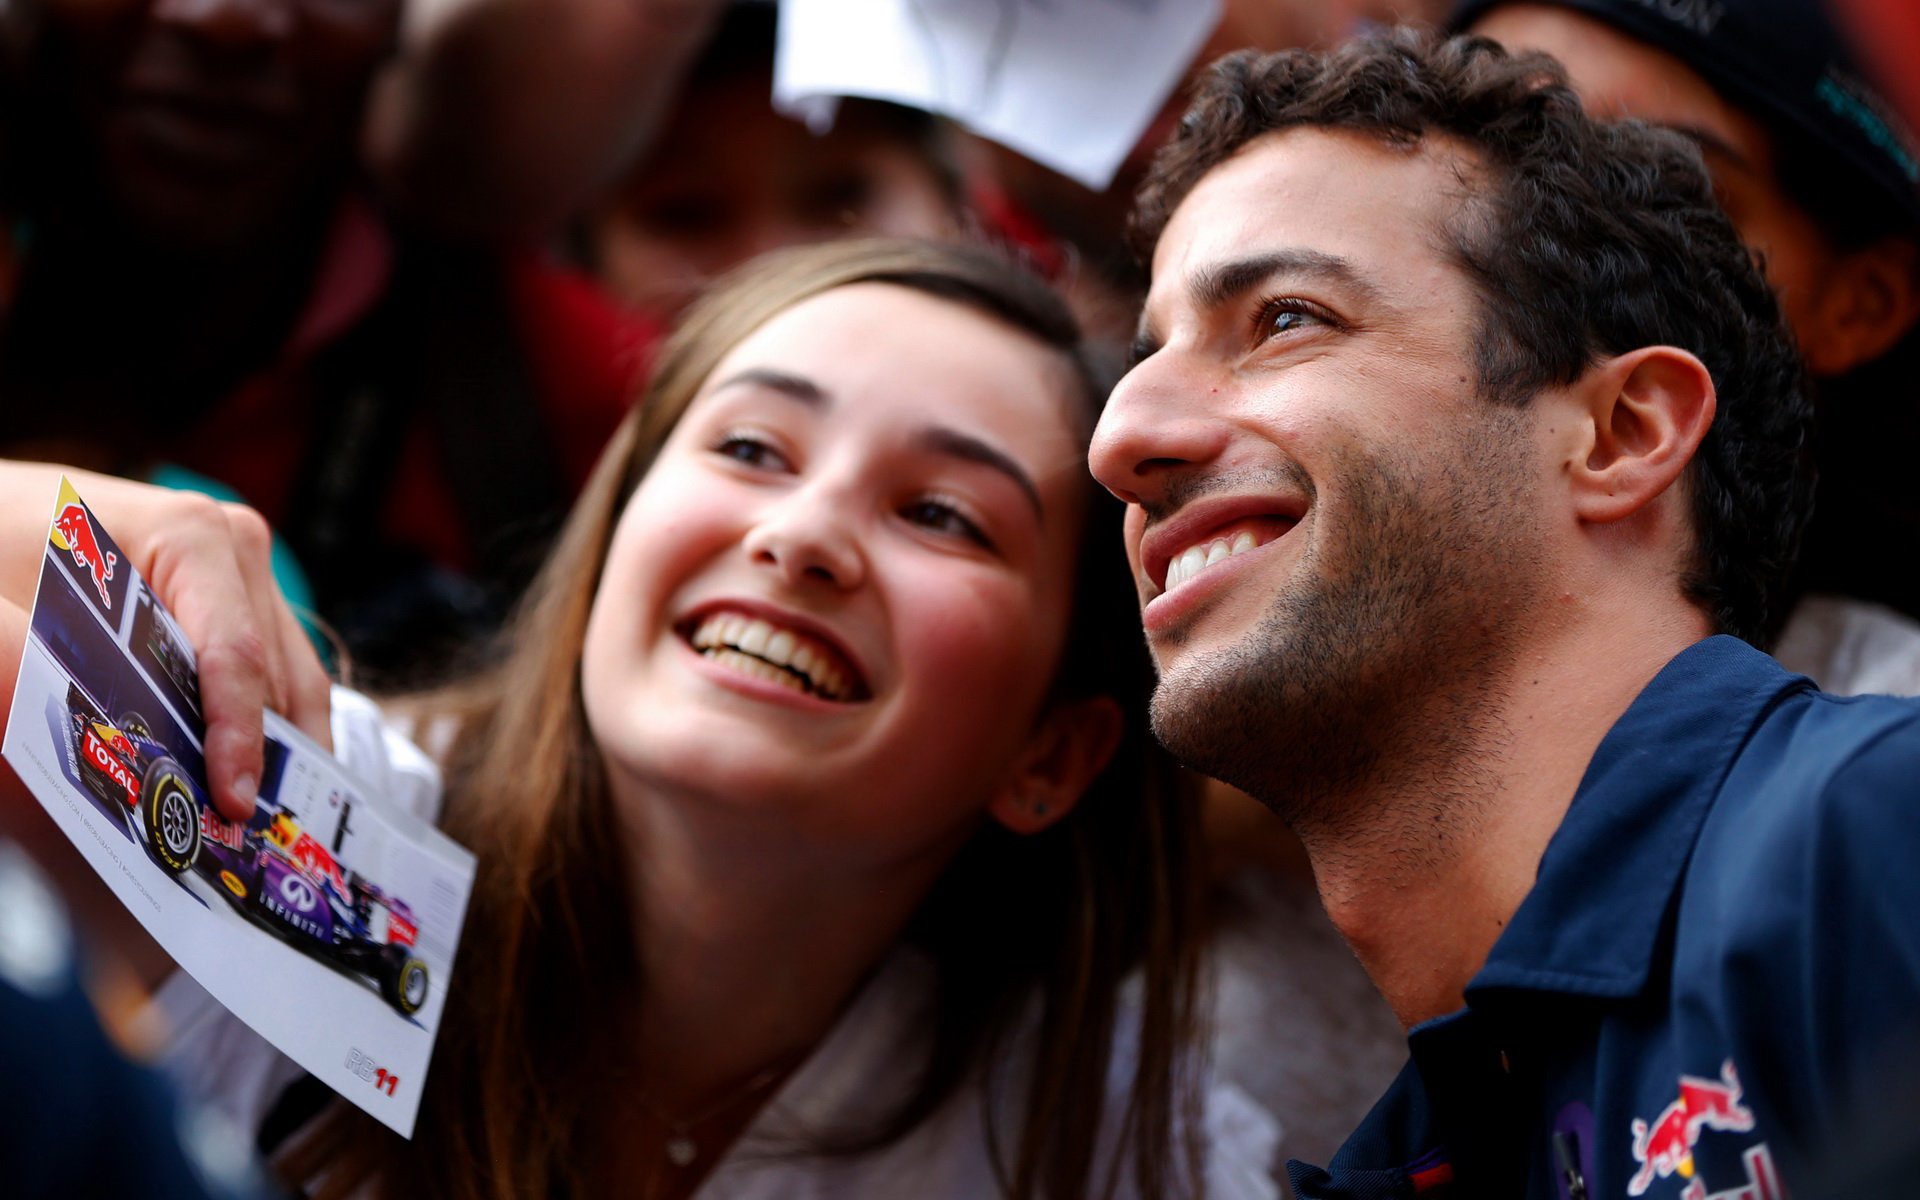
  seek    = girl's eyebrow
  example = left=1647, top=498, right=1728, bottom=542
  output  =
left=706, top=370, right=1044, bottom=517
left=913, top=426, right=1044, bottom=519
left=710, top=367, right=829, bottom=406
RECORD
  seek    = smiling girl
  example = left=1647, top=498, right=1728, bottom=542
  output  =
left=144, top=239, right=1278, bottom=1200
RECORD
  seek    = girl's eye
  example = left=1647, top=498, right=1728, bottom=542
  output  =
left=713, top=433, right=791, bottom=472
left=901, top=498, right=993, bottom=550
left=1255, top=297, right=1334, bottom=340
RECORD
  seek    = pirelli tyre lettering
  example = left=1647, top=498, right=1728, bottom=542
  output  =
left=139, top=758, right=199, bottom=876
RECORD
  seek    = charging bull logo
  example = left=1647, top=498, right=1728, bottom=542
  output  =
left=1677, top=1143, right=1785, bottom=1200
left=1628, top=1059, right=1760, bottom=1196
left=54, top=503, right=117, bottom=610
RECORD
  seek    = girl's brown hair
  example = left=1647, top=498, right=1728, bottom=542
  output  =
left=282, top=238, right=1205, bottom=1200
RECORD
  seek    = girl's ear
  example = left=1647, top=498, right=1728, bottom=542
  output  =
left=987, top=695, right=1124, bottom=836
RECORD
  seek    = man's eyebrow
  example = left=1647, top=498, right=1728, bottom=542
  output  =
left=708, top=367, right=829, bottom=406
left=1131, top=248, right=1378, bottom=363
left=1189, top=248, right=1379, bottom=313
left=913, top=426, right=1044, bottom=518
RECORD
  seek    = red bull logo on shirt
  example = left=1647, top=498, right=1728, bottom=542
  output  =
left=52, top=502, right=117, bottom=610
left=1676, top=1143, right=1785, bottom=1200
left=1628, top=1059, right=1778, bottom=1198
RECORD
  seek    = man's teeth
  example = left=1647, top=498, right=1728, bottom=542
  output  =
left=690, top=613, right=853, bottom=700
left=1164, top=530, right=1260, bottom=592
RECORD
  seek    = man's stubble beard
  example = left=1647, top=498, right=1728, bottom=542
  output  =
left=1147, top=416, right=1542, bottom=856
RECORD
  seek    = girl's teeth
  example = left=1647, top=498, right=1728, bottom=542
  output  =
left=737, top=621, right=771, bottom=655
left=765, top=630, right=796, bottom=664
left=708, top=648, right=809, bottom=696
left=791, top=644, right=820, bottom=678
left=688, top=612, right=855, bottom=700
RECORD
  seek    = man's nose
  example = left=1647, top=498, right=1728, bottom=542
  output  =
left=741, top=486, right=868, bottom=592
left=1089, top=355, right=1234, bottom=508
left=153, top=0, right=295, bottom=49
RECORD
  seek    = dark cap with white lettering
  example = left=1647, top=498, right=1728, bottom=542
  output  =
left=1449, top=0, right=1920, bottom=231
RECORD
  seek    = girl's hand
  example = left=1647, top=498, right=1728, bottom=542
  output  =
left=0, top=462, right=332, bottom=824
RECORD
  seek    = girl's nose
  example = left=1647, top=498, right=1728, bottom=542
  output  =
left=741, top=492, right=867, bottom=591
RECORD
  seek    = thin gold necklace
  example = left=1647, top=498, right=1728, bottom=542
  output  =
left=635, top=1062, right=791, bottom=1167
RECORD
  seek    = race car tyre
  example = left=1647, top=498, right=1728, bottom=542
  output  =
left=380, top=950, right=429, bottom=1017
left=115, top=711, right=155, bottom=742
left=140, top=758, right=200, bottom=876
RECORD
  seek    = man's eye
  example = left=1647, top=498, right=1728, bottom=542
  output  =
left=901, top=498, right=992, bottom=549
left=714, top=435, right=791, bottom=471
left=1255, top=297, right=1332, bottom=339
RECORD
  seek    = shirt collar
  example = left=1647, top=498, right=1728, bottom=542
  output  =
left=1467, top=635, right=1809, bottom=1002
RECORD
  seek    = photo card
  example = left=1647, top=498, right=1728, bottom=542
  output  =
left=3, top=479, right=476, bottom=1138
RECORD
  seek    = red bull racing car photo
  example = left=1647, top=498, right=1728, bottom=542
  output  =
left=68, top=682, right=200, bottom=876
left=65, top=683, right=430, bottom=1017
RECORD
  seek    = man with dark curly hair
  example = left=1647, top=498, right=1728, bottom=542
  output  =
left=1092, top=27, right=1920, bottom=1200
left=1462, top=0, right=1920, bottom=696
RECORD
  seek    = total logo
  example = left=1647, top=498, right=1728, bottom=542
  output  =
left=1627, top=1058, right=1783, bottom=1200
left=82, top=729, right=135, bottom=796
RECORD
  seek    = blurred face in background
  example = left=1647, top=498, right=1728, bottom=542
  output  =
left=16, top=0, right=400, bottom=251
left=1472, top=3, right=1920, bottom=378
left=590, top=66, right=960, bottom=318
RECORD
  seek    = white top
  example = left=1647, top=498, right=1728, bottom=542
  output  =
left=696, top=951, right=1279, bottom=1200
left=1774, top=593, right=1920, bottom=697
left=155, top=688, right=1281, bottom=1199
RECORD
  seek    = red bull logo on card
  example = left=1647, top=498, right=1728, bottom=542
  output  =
left=53, top=502, right=117, bottom=610
left=201, top=808, right=246, bottom=852
left=1628, top=1059, right=1775, bottom=1197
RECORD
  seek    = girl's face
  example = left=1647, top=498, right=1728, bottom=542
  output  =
left=580, top=283, right=1096, bottom=864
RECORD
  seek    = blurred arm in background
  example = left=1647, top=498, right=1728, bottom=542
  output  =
left=368, top=0, right=729, bottom=239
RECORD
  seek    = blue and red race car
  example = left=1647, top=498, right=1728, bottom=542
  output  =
left=68, top=683, right=201, bottom=876
left=65, top=684, right=430, bottom=1016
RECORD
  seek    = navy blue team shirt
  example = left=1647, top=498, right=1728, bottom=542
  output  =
left=1289, top=635, right=1920, bottom=1200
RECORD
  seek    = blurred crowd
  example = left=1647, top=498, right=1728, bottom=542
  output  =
left=0, top=0, right=1482, bottom=689
left=3, top=0, right=1920, bottom=1197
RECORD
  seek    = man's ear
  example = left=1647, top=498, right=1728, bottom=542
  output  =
left=1568, top=345, right=1716, bottom=526
left=1801, top=235, right=1920, bottom=377
left=987, top=695, right=1123, bottom=836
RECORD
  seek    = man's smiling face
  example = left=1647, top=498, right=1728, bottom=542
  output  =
left=1089, top=127, right=1553, bottom=815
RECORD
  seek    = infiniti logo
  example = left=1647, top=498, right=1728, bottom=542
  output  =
left=279, top=874, right=317, bottom=913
